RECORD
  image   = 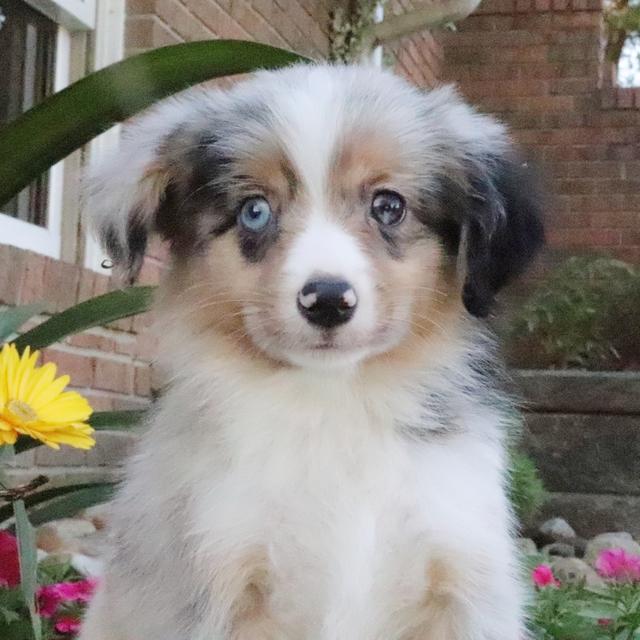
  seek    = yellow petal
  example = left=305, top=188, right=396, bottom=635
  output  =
left=39, top=429, right=95, bottom=450
left=0, top=430, right=18, bottom=446
left=16, top=348, right=40, bottom=402
left=23, top=363, right=57, bottom=407
left=28, top=374, right=70, bottom=411
left=36, top=392, right=93, bottom=423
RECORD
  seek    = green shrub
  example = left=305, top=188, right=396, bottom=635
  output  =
left=507, top=256, right=640, bottom=370
left=509, top=451, right=547, bottom=524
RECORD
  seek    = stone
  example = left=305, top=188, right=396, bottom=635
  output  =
left=585, top=532, right=640, bottom=567
left=516, top=537, right=538, bottom=556
left=551, top=557, right=605, bottom=587
left=81, top=504, right=112, bottom=531
left=543, top=542, right=575, bottom=558
left=573, top=536, right=588, bottom=558
left=539, top=517, right=576, bottom=542
left=36, top=518, right=97, bottom=554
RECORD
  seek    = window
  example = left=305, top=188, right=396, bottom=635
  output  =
left=0, top=1, right=56, bottom=227
left=0, top=0, right=71, bottom=257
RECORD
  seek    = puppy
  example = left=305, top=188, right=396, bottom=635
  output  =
left=81, top=64, right=543, bottom=640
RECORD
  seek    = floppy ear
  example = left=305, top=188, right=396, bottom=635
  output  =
left=459, top=155, right=544, bottom=318
left=85, top=94, right=209, bottom=284
left=450, top=153, right=545, bottom=318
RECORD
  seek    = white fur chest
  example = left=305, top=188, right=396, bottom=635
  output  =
left=142, top=367, right=513, bottom=639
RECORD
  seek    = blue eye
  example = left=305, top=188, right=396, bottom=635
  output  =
left=238, top=197, right=272, bottom=231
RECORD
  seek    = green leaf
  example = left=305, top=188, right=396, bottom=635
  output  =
left=89, top=409, right=146, bottom=430
left=25, top=484, right=115, bottom=527
left=0, top=483, right=115, bottom=526
left=0, top=304, right=46, bottom=344
left=13, top=409, right=145, bottom=455
left=13, top=286, right=155, bottom=353
left=0, top=40, right=307, bottom=206
left=13, top=500, right=41, bottom=640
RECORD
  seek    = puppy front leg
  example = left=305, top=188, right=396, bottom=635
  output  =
left=406, top=554, right=524, bottom=640
left=229, top=582, right=286, bottom=640
left=203, top=551, right=291, bottom=640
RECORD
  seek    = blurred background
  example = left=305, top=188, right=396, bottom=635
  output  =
left=0, top=0, right=639, bottom=544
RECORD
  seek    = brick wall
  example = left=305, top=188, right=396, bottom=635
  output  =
left=437, top=0, right=640, bottom=266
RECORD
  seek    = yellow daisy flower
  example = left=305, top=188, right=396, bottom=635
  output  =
left=0, top=343, right=95, bottom=450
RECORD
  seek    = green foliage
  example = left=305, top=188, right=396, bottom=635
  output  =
left=0, top=304, right=46, bottom=344
left=507, top=256, right=640, bottom=370
left=13, top=501, right=40, bottom=640
left=509, top=451, right=547, bottom=524
left=13, top=287, right=155, bottom=353
left=529, top=582, right=640, bottom=640
left=0, top=558, right=84, bottom=640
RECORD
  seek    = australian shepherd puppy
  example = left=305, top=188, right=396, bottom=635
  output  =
left=81, top=64, right=543, bottom=640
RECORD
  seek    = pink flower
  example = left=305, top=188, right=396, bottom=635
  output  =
left=37, top=584, right=63, bottom=618
left=0, top=530, right=21, bottom=588
left=598, top=618, right=613, bottom=627
left=54, top=616, right=82, bottom=634
left=595, top=548, right=640, bottom=582
left=532, top=564, right=559, bottom=588
left=37, top=578, right=98, bottom=617
left=54, top=578, right=98, bottom=603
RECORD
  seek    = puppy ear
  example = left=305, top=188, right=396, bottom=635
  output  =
left=85, top=95, right=203, bottom=284
left=87, top=159, right=170, bottom=284
left=460, top=155, right=544, bottom=318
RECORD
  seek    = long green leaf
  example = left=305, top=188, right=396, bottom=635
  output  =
left=13, top=286, right=155, bottom=353
left=0, top=303, right=46, bottom=344
left=0, top=40, right=307, bottom=206
left=13, top=409, right=146, bottom=455
left=0, top=483, right=113, bottom=525
left=89, top=409, right=146, bottom=430
left=13, top=500, right=41, bottom=640
left=26, top=485, right=115, bottom=527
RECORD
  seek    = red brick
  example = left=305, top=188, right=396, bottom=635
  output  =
left=616, top=89, right=634, bottom=109
left=67, top=332, right=116, bottom=352
left=18, top=254, right=46, bottom=304
left=134, top=365, right=152, bottom=397
left=126, top=14, right=181, bottom=50
left=42, top=349, right=95, bottom=388
left=94, top=359, right=134, bottom=394
left=0, top=246, right=26, bottom=306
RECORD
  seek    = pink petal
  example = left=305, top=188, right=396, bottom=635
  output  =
left=54, top=616, right=82, bottom=633
left=532, top=564, right=559, bottom=587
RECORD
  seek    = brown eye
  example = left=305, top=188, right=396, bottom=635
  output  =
left=370, top=191, right=406, bottom=227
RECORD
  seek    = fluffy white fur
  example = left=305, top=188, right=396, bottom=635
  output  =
left=80, top=64, right=537, bottom=640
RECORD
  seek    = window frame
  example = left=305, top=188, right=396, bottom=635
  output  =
left=83, top=0, right=125, bottom=273
left=24, top=0, right=96, bottom=30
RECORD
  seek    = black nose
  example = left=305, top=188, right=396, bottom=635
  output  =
left=297, top=279, right=357, bottom=328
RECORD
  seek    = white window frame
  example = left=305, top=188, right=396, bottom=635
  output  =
left=0, top=23, right=71, bottom=259
left=25, top=0, right=95, bottom=30
left=84, top=0, right=125, bottom=273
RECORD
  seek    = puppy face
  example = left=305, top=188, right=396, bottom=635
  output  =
left=89, top=65, right=543, bottom=370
